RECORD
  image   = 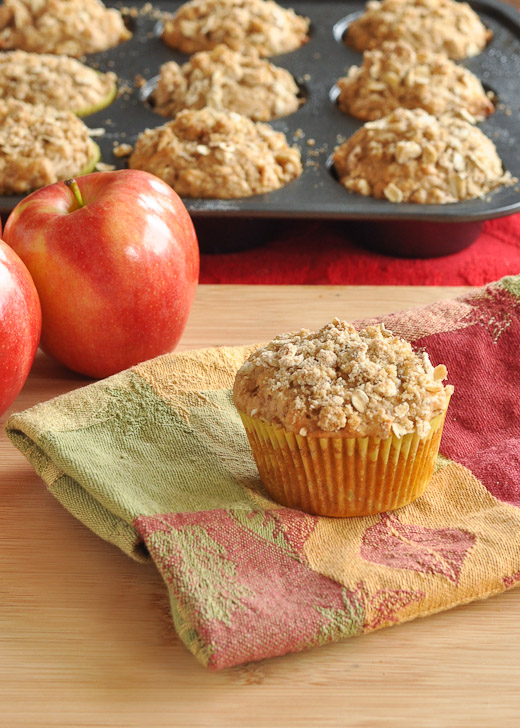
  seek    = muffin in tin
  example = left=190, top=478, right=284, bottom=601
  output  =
left=337, top=41, right=494, bottom=122
left=0, top=0, right=131, bottom=57
left=346, top=0, right=492, bottom=60
left=151, top=45, right=302, bottom=122
left=162, top=0, right=310, bottom=57
left=233, top=318, right=453, bottom=517
left=129, top=107, right=302, bottom=199
left=0, top=98, right=100, bottom=195
left=0, top=50, right=117, bottom=116
left=333, top=108, right=515, bottom=204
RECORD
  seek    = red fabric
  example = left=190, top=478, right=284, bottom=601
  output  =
left=413, top=287, right=520, bottom=506
left=200, top=213, right=520, bottom=286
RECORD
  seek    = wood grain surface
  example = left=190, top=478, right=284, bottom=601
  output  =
left=2, top=284, right=520, bottom=728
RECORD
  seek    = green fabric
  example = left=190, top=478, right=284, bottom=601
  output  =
left=7, top=370, right=257, bottom=561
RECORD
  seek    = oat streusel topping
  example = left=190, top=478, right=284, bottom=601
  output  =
left=233, top=319, right=453, bottom=439
left=151, top=44, right=301, bottom=122
left=0, top=50, right=116, bottom=115
left=162, top=0, right=309, bottom=57
left=337, top=41, right=494, bottom=122
left=0, top=0, right=131, bottom=57
left=129, top=107, right=302, bottom=199
left=0, top=98, right=99, bottom=194
left=333, top=108, right=515, bottom=204
left=346, top=0, right=491, bottom=60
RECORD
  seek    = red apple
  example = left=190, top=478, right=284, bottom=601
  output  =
left=3, top=170, right=199, bottom=379
left=0, top=239, right=41, bottom=416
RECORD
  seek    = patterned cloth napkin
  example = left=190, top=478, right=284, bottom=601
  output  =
left=6, top=275, right=520, bottom=669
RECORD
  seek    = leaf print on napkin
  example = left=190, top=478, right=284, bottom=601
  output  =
left=360, top=513, right=476, bottom=584
left=503, top=571, right=520, bottom=589
left=354, top=582, right=425, bottom=631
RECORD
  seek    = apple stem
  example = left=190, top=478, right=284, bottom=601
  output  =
left=64, top=178, right=84, bottom=208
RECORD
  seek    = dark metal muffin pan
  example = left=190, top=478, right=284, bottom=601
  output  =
left=3, top=0, right=520, bottom=255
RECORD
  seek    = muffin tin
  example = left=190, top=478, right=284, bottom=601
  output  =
left=2, top=0, right=520, bottom=254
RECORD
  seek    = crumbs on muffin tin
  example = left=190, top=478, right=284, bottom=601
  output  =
left=233, top=318, right=453, bottom=439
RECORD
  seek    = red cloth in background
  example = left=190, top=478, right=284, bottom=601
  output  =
left=199, top=213, right=520, bottom=286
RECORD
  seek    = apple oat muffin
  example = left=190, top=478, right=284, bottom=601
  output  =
left=233, top=319, right=453, bottom=516
left=0, top=98, right=100, bottom=195
left=337, top=41, right=494, bottom=122
left=151, top=45, right=301, bottom=122
left=333, top=108, right=515, bottom=204
left=0, top=50, right=117, bottom=116
left=129, top=107, right=302, bottom=199
left=0, top=0, right=131, bottom=56
left=161, top=0, right=309, bottom=57
left=346, top=0, right=491, bottom=60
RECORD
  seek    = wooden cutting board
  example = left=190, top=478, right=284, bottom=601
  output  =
left=2, top=284, right=520, bottom=728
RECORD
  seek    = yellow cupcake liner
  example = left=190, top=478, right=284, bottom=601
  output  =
left=239, top=409, right=448, bottom=517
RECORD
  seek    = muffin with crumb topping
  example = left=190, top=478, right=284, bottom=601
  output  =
left=0, top=50, right=117, bottom=116
left=333, top=108, right=514, bottom=205
left=346, top=0, right=491, bottom=60
left=0, top=98, right=100, bottom=195
left=162, top=0, right=309, bottom=57
left=337, top=41, right=494, bottom=122
left=233, top=319, right=453, bottom=517
left=0, top=0, right=131, bottom=56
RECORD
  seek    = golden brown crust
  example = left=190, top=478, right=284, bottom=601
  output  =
left=233, top=318, right=453, bottom=439
left=161, top=0, right=309, bottom=57
left=0, top=98, right=98, bottom=194
left=346, top=0, right=491, bottom=60
left=337, top=41, right=494, bottom=122
left=129, top=107, right=302, bottom=199
left=152, top=45, right=301, bottom=122
left=0, top=0, right=131, bottom=56
left=333, top=108, right=515, bottom=204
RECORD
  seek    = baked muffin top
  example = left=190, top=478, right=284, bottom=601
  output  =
left=337, top=41, right=494, bottom=122
left=0, top=50, right=117, bottom=115
left=0, top=98, right=99, bottom=195
left=0, top=0, right=131, bottom=56
left=233, top=318, right=453, bottom=439
left=151, top=44, right=301, bottom=122
left=162, top=0, right=310, bottom=57
left=346, top=0, right=491, bottom=60
left=129, top=107, right=302, bottom=199
left=333, top=107, right=515, bottom=204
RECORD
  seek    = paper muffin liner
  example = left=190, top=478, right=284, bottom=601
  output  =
left=238, top=409, right=448, bottom=517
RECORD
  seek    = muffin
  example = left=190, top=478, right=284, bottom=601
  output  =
left=0, top=50, right=117, bottom=116
left=0, top=98, right=100, bottom=195
left=337, top=41, right=494, bottom=122
left=129, top=107, right=302, bottom=199
left=151, top=45, right=302, bottom=122
left=0, top=0, right=131, bottom=57
left=161, top=0, right=310, bottom=57
left=333, top=108, right=515, bottom=204
left=346, top=0, right=491, bottom=60
left=233, top=319, right=453, bottom=517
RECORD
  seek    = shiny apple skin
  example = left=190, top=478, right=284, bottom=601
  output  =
left=0, top=239, right=42, bottom=416
left=4, top=170, right=199, bottom=379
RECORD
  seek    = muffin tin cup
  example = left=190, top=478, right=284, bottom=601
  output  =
left=238, top=409, right=448, bottom=517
